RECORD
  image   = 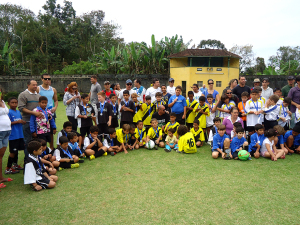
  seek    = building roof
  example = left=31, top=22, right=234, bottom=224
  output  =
left=168, top=49, right=242, bottom=59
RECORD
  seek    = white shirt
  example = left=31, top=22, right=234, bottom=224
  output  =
left=24, top=155, right=43, bottom=184
left=260, top=138, right=274, bottom=155
left=167, top=86, right=176, bottom=96
left=193, top=90, right=203, bottom=102
left=245, top=99, right=264, bottom=126
left=146, top=87, right=162, bottom=103
left=0, top=101, right=11, bottom=132
left=278, top=104, right=291, bottom=127
left=132, top=86, right=146, bottom=102
left=295, top=108, right=300, bottom=124
left=276, top=98, right=283, bottom=107
left=261, top=86, right=274, bottom=100
left=206, top=103, right=216, bottom=127
left=264, top=105, right=280, bottom=121
left=118, top=89, right=135, bottom=102
left=83, top=136, right=92, bottom=150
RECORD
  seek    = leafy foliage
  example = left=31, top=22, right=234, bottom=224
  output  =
left=197, top=39, right=226, bottom=50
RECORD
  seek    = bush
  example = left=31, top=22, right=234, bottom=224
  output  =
left=57, top=93, right=63, bottom=101
left=3, top=92, right=19, bottom=101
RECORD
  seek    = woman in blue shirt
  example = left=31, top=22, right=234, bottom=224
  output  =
left=202, top=79, right=220, bottom=104
left=168, top=86, right=187, bottom=125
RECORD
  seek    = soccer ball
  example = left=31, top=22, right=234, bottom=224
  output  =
left=146, top=140, right=155, bottom=149
left=238, top=150, right=250, bottom=161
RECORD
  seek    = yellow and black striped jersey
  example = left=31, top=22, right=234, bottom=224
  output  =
left=190, top=127, right=205, bottom=142
left=186, top=99, right=198, bottom=123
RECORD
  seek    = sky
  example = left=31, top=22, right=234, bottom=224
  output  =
left=5, top=0, right=300, bottom=64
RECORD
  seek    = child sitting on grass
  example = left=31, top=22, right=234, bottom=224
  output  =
left=273, top=125, right=288, bottom=155
left=53, top=136, right=80, bottom=168
left=67, top=132, right=85, bottom=163
left=133, top=120, right=147, bottom=149
left=56, top=121, right=81, bottom=148
left=212, top=124, right=230, bottom=159
left=260, top=129, right=285, bottom=161
left=164, top=128, right=178, bottom=152
left=230, top=127, right=248, bottom=160
left=24, top=141, right=57, bottom=191
left=248, top=124, right=265, bottom=158
left=165, top=112, right=180, bottom=138
left=103, top=128, right=121, bottom=156
left=116, top=124, right=131, bottom=154
left=176, top=125, right=197, bottom=154
left=84, top=126, right=108, bottom=159
left=283, top=125, right=300, bottom=154
left=146, top=118, right=164, bottom=150
left=190, top=120, right=205, bottom=147
left=39, top=139, right=59, bottom=174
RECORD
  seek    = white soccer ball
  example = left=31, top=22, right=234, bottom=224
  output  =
left=146, top=140, right=155, bottom=149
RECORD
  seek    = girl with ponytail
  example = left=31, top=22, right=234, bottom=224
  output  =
left=260, top=129, right=285, bottom=161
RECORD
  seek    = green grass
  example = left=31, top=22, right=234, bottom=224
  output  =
left=1, top=102, right=300, bottom=224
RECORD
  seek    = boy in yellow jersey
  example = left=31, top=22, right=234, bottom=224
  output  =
left=132, top=93, right=143, bottom=125
left=141, top=95, right=154, bottom=133
left=186, top=91, right=198, bottom=129
left=176, top=125, right=197, bottom=154
left=146, top=118, right=165, bottom=149
left=165, top=113, right=180, bottom=138
left=152, top=92, right=168, bottom=113
left=133, top=120, right=147, bottom=149
left=194, top=96, right=209, bottom=133
left=190, top=120, right=205, bottom=147
left=116, top=124, right=131, bottom=154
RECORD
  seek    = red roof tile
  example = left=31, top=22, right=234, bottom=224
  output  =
left=168, top=49, right=242, bottom=59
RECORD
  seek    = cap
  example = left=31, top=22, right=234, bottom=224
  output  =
left=126, top=79, right=132, bottom=84
left=288, top=76, right=295, bottom=80
left=104, top=80, right=110, bottom=84
left=253, top=78, right=260, bottom=83
left=169, top=78, right=174, bottom=82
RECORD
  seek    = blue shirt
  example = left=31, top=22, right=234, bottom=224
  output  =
left=39, top=85, right=54, bottom=109
left=276, top=135, right=284, bottom=148
left=162, top=93, right=172, bottom=104
left=212, top=133, right=229, bottom=151
left=230, top=136, right=247, bottom=153
left=284, top=130, right=300, bottom=146
left=248, top=133, right=265, bottom=152
left=68, top=142, right=82, bottom=155
left=202, top=90, right=219, bottom=103
left=200, top=87, right=208, bottom=93
left=8, top=109, right=24, bottom=140
left=168, top=95, right=187, bottom=114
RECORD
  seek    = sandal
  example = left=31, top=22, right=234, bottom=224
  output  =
left=0, top=183, right=6, bottom=188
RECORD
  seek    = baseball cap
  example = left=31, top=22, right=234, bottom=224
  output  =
left=126, top=79, right=132, bottom=84
left=169, top=78, right=174, bottom=82
left=253, top=78, right=260, bottom=83
left=104, top=81, right=110, bottom=84
left=288, top=76, right=295, bottom=80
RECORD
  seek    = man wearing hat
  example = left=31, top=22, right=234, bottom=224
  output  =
left=261, top=78, right=273, bottom=100
left=167, top=78, right=175, bottom=96
left=118, top=79, right=134, bottom=105
left=251, top=78, right=261, bottom=91
left=102, top=81, right=115, bottom=103
left=282, top=76, right=295, bottom=98
left=146, top=78, right=161, bottom=103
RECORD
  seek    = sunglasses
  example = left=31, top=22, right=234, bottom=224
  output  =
left=227, top=92, right=232, bottom=94
left=43, top=78, right=51, bottom=80
left=208, top=83, right=214, bottom=85
left=127, top=83, right=132, bottom=86
left=72, top=87, right=77, bottom=90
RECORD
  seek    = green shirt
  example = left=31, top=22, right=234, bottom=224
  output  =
left=282, top=84, right=293, bottom=98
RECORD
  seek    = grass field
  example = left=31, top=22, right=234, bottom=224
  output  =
left=1, top=102, right=300, bottom=224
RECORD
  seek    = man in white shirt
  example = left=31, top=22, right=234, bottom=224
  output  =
left=192, top=83, right=202, bottom=102
left=118, top=79, right=135, bottom=105
left=167, top=78, right=176, bottom=96
left=146, top=78, right=162, bottom=103
left=132, top=79, right=146, bottom=102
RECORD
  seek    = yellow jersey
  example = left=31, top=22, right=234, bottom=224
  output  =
left=186, top=99, right=198, bottom=124
left=190, top=127, right=205, bottom=142
left=141, top=103, right=154, bottom=126
left=147, top=127, right=163, bottom=140
left=164, top=121, right=180, bottom=136
left=133, top=101, right=143, bottom=123
left=178, top=132, right=197, bottom=153
left=152, top=100, right=167, bottom=113
left=194, top=104, right=209, bottom=129
left=116, top=129, right=130, bottom=144
left=134, top=128, right=146, bottom=144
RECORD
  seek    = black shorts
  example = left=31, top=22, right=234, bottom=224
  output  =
left=35, top=176, right=50, bottom=189
left=264, top=120, right=278, bottom=131
left=232, top=151, right=239, bottom=159
left=9, top=138, right=25, bottom=153
left=151, top=138, right=164, bottom=144
left=186, top=122, right=193, bottom=127
left=80, top=127, right=90, bottom=137
left=247, top=126, right=255, bottom=133
left=98, top=123, right=109, bottom=136
left=37, top=133, right=51, bottom=143
left=110, top=118, right=119, bottom=128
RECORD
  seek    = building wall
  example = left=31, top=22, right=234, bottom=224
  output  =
left=170, top=58, right=188, bottom=68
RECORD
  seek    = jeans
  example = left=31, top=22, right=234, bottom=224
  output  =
left=0, top=130, right=11, bottom=148
left=23, top=122, right=32, bottom=157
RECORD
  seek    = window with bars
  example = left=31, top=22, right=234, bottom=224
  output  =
left=216, top=81, right=222, bottom=87
left=197, top=81, right=203, bottom=87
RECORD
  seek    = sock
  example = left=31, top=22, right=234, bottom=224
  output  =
left=13, top=152, right=18, bottom=164
left=94, top=149, right=105, bottom=158
left=7, top=156, right=14, bottom=168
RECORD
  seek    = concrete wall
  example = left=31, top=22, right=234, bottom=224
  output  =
left=0, top=74, right=169, bottom=94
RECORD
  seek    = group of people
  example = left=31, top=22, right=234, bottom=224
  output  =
left=0, top=74, right=300, bottom=191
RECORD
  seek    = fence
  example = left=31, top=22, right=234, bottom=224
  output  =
left=244, top=75, right=295, bottom=89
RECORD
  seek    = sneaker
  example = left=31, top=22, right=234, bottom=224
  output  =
left=110, top=152, right=116, bottom=156
left=176, top=150, right=183, bottom=154
left=12, top=164, right=24, bottom=170
left=164, top=148, right=171, bottom=153
left=71, top=163, right=80, bottom=169
left=154, top=146, right=158, bottom=150
left=5, top=167, right=19, bottom=174
left=103, top=152, right=108, bottom=156
left=58, top=167, right=64, bottom=171
left=248, top=157, right=252, bottom=160
left=89, top=155, right=95, bottom=160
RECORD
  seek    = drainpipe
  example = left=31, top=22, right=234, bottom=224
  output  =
left=228, top=57, right=230, bottom=80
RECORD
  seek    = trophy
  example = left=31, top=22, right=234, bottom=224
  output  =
left=224, top=148, right=231, bottom=160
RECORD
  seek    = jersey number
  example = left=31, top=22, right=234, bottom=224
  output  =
left=187, top=138, right=194, bottom=147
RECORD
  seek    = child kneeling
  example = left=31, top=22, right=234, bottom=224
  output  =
left=212, top=124, right=230, bottom=159
left=24, top=141, right=58, bottom=191
left=146, top=118, right=165, bottom=150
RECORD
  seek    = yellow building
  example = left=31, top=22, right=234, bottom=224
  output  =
left=168, top=49, right=241, bottom=95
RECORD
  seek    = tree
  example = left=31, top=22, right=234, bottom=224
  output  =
left=229, top=44, right=254, bottom=72
left=197, top=39, right=226, bottom=50
left=254, top=57, right=266, bottom=74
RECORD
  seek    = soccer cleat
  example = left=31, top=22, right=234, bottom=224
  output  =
left=5, top=167, right=19, bottom=174
left=12, top=164, right=24, bottom=170
left=89, top=155, right=95, bottom=160
left=154, top=146, right=158, bottom=150
left=58, top=167, right=64, bottom=171
left=164, top=148, right=171, bottom=153
left=103, top=152, right=108, bottom=156
left=71, top=163, right=80, bottom=169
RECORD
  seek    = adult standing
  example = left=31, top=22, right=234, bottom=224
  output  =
left=132, top=79, right=146, bottom=102
left=282, top=76, right=295, bottom=98
left=202, top=79, right=220, bottom=103
left=37, top=73, right=58, bottom=150
left=89, top=75, right=102, bottom=105
left=251, top=78, right=261, bottom=91
left=18, top=80, right=41, bottom=156
left=192, top=84, right=202, bottom=102
left=152, top=105, right=170, bottom=132
left=222, top=107, right=244, bottom=136
left=146, top=78, right=162, bottom=103
left=102, top=81, right=116, bottom=103
left=168, top=86, right=187, bottom=124
left=0, top=95, right=12, bottom=184
left=167, top=78, right=176, bottom=96
left=63, top=82, right=81, bottom=131
left=118, top=79, right=134, bottom=105
left=288, top=75, right=300, bottom=128
left=200, top=84, right=208, bottom=93
left=232, top=76, right=251, bottom=101
left=226, top=79, right=238, bottom=90
left=261, top=78, right=273, bottom=100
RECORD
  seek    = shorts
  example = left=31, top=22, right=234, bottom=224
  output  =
left=151, top=138, right=164, bottom=144
left=110, top=118, right=119, bottom=128
left=186, top=122, right=193, bottom=127
left=264, top=120, right=278, bottom=131
left=249, top=150, right=258, bottom=157
left=232, top=151, right=239, bottom=159
left=35, top=176, right=50, bottom=189
left=206, top=125, right=213, bottom=129
left=0, top=130, right=11, bottom=148
left=9, top=138, right=25, bottom=153
left=37, top=133, right=51, bottom=143
left=80, top=127, right=90, bottom=137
